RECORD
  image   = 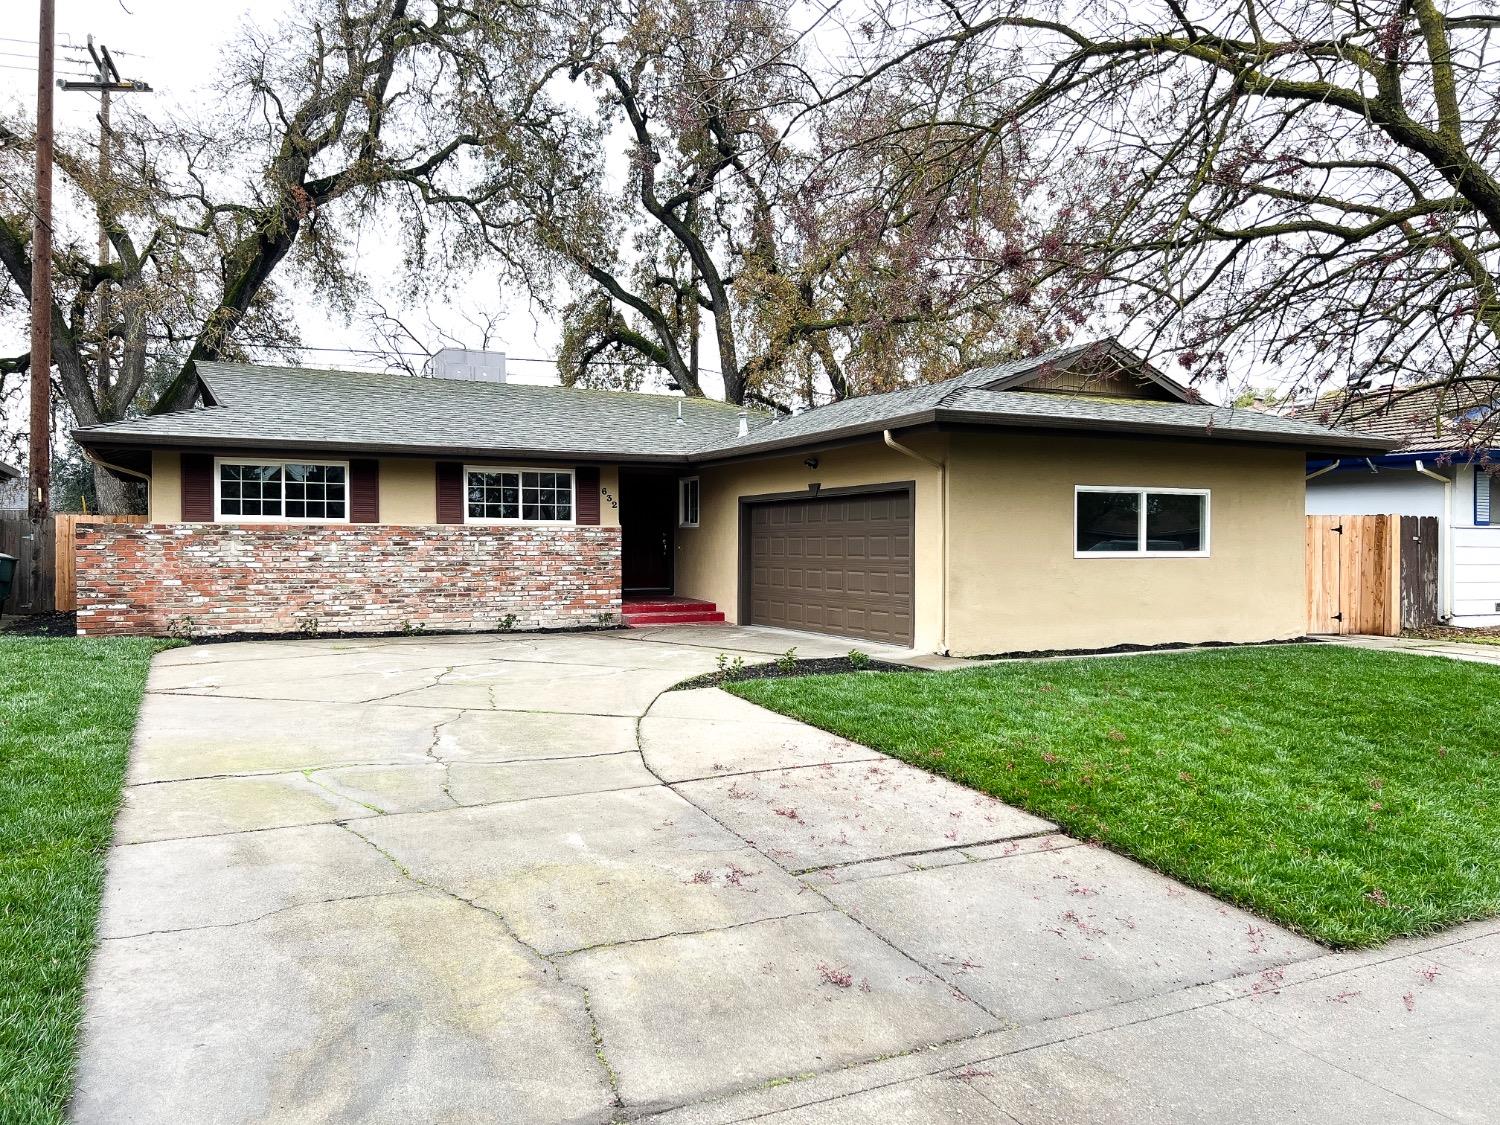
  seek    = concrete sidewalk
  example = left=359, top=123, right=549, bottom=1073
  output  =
left=1325, top=632, right=1500, bottom=666
left=71, top=626, right=1499, bottom=1123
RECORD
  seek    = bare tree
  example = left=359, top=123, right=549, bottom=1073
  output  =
left=836, top=0, right=1500, bottom=414
left=0, top=0, right=540, bottom=508
left=472, top=0, right=1061, bottom=408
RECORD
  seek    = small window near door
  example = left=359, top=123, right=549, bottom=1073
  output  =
left=1477, top=470, right=1493, bottom=526
left=679, top=477, right=700, bottom=528
left=1075, top=486, right=1209, bottom=557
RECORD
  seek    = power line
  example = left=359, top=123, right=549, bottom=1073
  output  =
left=141, top=336, right=721, bottom=374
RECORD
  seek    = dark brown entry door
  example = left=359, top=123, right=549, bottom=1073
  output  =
left=621, top=471, right=675, bottom=592
left=748, top=489, right=913, bottom=646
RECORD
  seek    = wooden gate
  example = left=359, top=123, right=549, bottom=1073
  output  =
left=1305, top=515, right=1399, bottom=635
left=1399, top=515, right=1440, bottom=629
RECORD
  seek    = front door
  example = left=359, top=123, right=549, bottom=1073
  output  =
left=620, top=471, right=675, bottom=593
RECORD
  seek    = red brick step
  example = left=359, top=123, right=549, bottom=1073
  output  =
left=621, top=597, right=725, bottom=627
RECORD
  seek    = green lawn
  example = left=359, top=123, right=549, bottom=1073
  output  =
left=730, top=645, right=1500, bottom=948
left=0, top=636, right=175, bottom=1123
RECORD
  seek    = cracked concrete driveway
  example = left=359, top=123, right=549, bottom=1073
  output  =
left=75, top=626, right=1499, bottom=1123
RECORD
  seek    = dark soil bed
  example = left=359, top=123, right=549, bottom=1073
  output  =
left=965, top=635, right=1323, bottom=661
left=0, top=612, right=77, bottom=637
left=674, top=655, right=920, bottom=690
left=175, top=622, right=629, bottom=645
left=1402, top=625, right=1500, bottom=645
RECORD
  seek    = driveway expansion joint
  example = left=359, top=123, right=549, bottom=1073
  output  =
left=790, top=830, right=1072, bottom=877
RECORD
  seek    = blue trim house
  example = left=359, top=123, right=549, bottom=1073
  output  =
left=1296, top=386, right=1499, bottom=626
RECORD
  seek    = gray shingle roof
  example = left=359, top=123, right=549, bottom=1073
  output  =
left=0, top=459, right=21, bottom=480
left=76, top=362, right=754, bottom=461
left=75, top=345, right=1392, bottom=462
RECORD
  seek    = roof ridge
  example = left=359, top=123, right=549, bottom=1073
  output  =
left=197, top=360, right=757, bottom=414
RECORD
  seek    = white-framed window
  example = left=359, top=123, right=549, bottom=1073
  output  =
left=679, top=476, right=700, bottom=528
left=464, top=465, right=574, bottom=524
left=215, top=458, right=349, bottom=522
left=1074, top=486, right=1210, bottom=558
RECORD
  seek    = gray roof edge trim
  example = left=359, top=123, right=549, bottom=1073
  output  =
left=933, top=407, right=1399, bottom=453
left=69, top=429, right=694, bottom=464
left=688, top=410, right=940, bottom=462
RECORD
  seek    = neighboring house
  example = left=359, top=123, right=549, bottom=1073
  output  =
left=72, top=339, right=1386, bottom=652
left=0, top=459, right=23, bottom=509
left=1294, top=383, right=1500, bottom=627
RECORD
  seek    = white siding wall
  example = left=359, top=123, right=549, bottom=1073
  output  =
left=1304, top=469, right=1445, bottom=517
left=1452, top=466, right=1500, bottom=625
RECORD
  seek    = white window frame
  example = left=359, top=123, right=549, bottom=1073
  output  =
left=1073, top=485, right=1211, bottom=559
left=463, top=464, right=576, bottom=525
left=214, top=456, right=351, bottom=524
left=678, top=476, right=700, bottom=528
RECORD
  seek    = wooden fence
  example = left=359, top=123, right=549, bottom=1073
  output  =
left=0, top=511, right=145, bottom=615
left=1305, top=514, right=1440, bottom=636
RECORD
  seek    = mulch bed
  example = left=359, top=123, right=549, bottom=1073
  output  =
left=674, top=655, right=920, bottom=690
left=1402, top=625, right=1500, bottom=644
left=0, top=612, right=78, bottom=637
left=964, top=636, right=1325, bottom=661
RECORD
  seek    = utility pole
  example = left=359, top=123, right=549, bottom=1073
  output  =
left=60, top=38, right=152, bottom=416
left=28, top=0, right=55, bottom=532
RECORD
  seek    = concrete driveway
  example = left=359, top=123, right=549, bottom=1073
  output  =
left=75, top=626, right=1498, bottom=1123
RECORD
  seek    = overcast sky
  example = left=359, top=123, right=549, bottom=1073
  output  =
left=2, top=0, right=578, bottom=389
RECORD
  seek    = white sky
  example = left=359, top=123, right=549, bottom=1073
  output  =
left=1, top=0, right=583, bottom=391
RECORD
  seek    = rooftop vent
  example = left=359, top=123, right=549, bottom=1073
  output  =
left=430, top=347, right=507, bottom=383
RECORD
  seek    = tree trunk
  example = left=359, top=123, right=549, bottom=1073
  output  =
left=92, top=463, right=145, bottom=515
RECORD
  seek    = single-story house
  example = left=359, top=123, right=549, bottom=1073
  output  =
left=1294, top=382, right=1500, bottom=627
left=72, top=339, right=1388, bottom=653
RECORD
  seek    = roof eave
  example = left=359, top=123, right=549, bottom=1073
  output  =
left=70, top=428, right=696, bottom=465
left=930, top=408, right=1398, bottom=455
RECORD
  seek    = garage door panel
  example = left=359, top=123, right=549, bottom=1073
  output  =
left=748, top=489, right=913, bottom=646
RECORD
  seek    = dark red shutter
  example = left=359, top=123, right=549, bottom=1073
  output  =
left=575, top=466, right=600, bottom=525
left=181, top=453, right=214, bottom=521
left=350, top=459, right=380, bottom=523
left=436, top=461, right=465, bottom=524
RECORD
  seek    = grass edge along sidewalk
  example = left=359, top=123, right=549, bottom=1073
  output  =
left=731, top=644, right=1500, bottom=948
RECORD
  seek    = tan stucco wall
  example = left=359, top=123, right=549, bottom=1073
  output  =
left=675, top=436, right=949, bottom=652
left=149, top=450, right=182, bottom=522
left=946, top=434, right=1306, bottom=653
left=676, top=431, right=1304, bottom=656
left=599, top=465, right=621, bottom=527
left=378, top=459, right=437, bottom=524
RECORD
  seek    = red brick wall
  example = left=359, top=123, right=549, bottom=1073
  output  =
left=74, top=523, right=623, bottom=637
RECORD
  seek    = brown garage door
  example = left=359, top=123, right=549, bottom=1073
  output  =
left=748, top=489, right=914, bottom=646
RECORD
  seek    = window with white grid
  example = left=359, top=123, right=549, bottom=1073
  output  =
left=465, top=467, right=574, bottom=523
left=216, top=459, right=348, bottom=522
